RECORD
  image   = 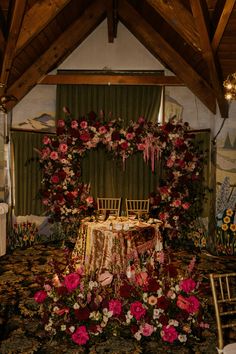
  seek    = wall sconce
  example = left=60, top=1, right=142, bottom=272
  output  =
left=223, top=72, right=236, bottom=101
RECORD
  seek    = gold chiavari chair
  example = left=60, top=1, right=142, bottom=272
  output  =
left=209, top=272, right=236, bottom=354
left=97, top=197, right=121, bottom=217
left=125, top=198, right=149, bottom=219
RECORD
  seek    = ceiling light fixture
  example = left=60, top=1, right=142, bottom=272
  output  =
left=223, top=72, right=236, bottom=101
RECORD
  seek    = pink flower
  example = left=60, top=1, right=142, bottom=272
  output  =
left=161, top=325, right=178, bottom=343
left=138, top=116, right=145, bottom=124
left=159, top=212, right=169, bottom=220
left=80, top=121, right=88, bottom=129
left=98, top=271, right=113, bottom=286
left=130, top=301, right=146, bottom=320
left=182, top=202, right=190, bottom=210
left=43, top=136, right=51, bottom=145
left=59, top=143, right=68, bottom=153
left=57, top=119, right=65, bottom=127
left=50, top=151, right=58, bottom=160
left=180, top=278, right=196, bottom=293
left=140, top=323, right=154, bottom=336
left=135, top=271, right=148, bottom=287
left=172, top=199, right=181, bottom=207
left=86, top=196, right=94, bottom=205
left=51, top=175, right=59, bottom=183
left=42, top=198, right=49, bottom=205
left=137, top=143, right=145, bottom=150
left=126, top=132, right=134, bottom=140
left=64, top=273, right=80, bottom=292
left=71, top=325, right=89, bottom=345
left=71, top=120, right=78, bottom=129
left=99, top=126, right=107, bottom=134
left=34, top=290, right=47, bottom=303
left=41, top=147, right=51, bottom=159
left=166, top=158, right=174, bottom=167
left=109, top=299, right=122, bottom=315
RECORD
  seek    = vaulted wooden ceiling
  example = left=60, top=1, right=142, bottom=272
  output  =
left=0, top=0, right=235, bottom=117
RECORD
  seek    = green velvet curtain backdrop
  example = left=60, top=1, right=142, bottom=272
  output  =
left=56, top=84, right=162, bottom=211
left=11, top=131, right=44, bottom=216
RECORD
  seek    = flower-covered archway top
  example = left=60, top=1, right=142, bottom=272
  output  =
left=39, top=110, right=203, bottom=239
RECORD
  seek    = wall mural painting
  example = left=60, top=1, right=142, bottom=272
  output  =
left=12, top=113, right=56, bottom=133
left=216, top=127, right=236, bottom=255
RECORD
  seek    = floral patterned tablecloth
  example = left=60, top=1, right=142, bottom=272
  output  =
left=72, top=218, right=163, bottom=274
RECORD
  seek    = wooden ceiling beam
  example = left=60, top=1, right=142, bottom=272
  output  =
left=118, top=0, right=217, bottom=114
left=39, top=73, right=183, bottom=85
left=106, top=0, right=118, bottom=43
left=5, top=0, right=107, bottom=111
left=0, top=0, right=27, bottom=96
left=211, top=0, right=236, bottom=52
left=145, top=0, right=201, bottom=51
left=190, top=0, right=228, bottom=117
left=15, top=0, right=71, bottom=54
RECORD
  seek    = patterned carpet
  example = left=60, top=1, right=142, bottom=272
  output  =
left=0, top=240, right=235, bottom=354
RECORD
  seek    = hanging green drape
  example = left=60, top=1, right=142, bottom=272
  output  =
left=56, top=83, right=162, bottom=211
left=11, top=131, right=44, bottom=216
left=192, top=129, right=211, bottom=218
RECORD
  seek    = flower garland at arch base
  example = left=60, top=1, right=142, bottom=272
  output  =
left=39, top=110, right=204, bottom=242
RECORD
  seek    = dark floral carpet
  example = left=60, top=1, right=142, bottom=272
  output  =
left=0, top=240, right=235, bottom=354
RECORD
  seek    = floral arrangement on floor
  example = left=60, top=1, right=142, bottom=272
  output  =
left=9, top=221, right=38, bottom=249
left=216, top=207, right=236, bottom=255
left=38, top=110, right=204, bottom=241
left=34, top=249, right=209, bottom=349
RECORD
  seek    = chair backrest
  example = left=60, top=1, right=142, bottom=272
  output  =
left=97, top=198, right=121, bottom=217
left=125, top=198, right=149, bottom=218
left=209, top=272, right=236, bottom=351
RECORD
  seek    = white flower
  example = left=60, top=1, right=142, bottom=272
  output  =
left=53, top=306, right=59, bottom=312
left=61, top=324, right=66, bottom=331
left=169, top=319, right=179, bottom=327
left=178, top=334, right=187, bottom=342
left=153, top=308, right=163, bottom=319
left=103, top=308, right=113, bottom=318
left=134, top=330, right=142, bottom=341
left=73, top=302, right=80, bottom=309
left=90, top=311, right=101, bottom=321
left=69, top=326, right=75, bottom=333
left=89, top=280, right=98, bottom=290
left=143, top=292, right=148, bottom=302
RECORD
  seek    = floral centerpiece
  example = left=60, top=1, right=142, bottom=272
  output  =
left=39, top=110, right=204, bottom=241
left=34, top=249, right=209, bottom=349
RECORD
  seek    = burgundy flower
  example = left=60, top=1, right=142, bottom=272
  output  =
left=111, top=131, right=121, bottom=141
left=147, top=278, right=160, bottom=292
left=58, top=170, right=67, bottom=180
left=119, top=283, right=134, bottom=298
left=156, top=296, right=170, bottom=311
left=158, top=314, right=169, bottom=326
left=74, top=307, right=90, bottom=321
left=80, top=132, right=90, bottom=142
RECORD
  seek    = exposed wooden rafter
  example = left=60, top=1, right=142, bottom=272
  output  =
left=106, top=0, right=118, bottom=43
left=118, top=0, right=217, bottom=114
left=5, top=0, right=107, bottom=110
left=39, top=73, right=183, bottom=85
left=15, top=0, right=71, bottom=54
left=190, top=0, right=228, bottom=118
left=211, top=0, right=235, bottom=52
left=0, top=0, right=27, bottom=96
left=146, top=0, right=201, bottom=51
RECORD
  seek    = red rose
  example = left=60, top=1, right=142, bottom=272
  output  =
left=156, top=296, right=170, bottom=311
left=120, top=141, right=129, bottom=150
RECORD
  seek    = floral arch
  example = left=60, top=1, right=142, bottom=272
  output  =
left=39, top=110, right=204, bottom=241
